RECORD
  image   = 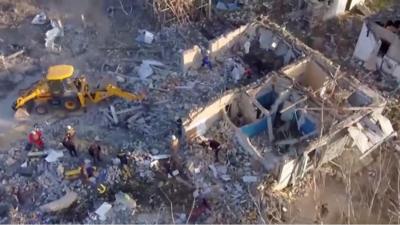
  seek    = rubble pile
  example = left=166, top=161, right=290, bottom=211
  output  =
left=0, top=0, right=399, bottom=224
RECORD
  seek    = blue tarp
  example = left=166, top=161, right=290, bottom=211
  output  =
left=241, top=118, right=268, bottom=138
left=295, top=111, right=317, bottom=135
left=256, top=90, right=278, bottom=110
left=299, top=117, right=316, bottom=135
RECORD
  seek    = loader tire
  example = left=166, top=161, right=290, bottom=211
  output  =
left=34, top=104, right=48, bottom=115
left=62, top=97, right=80, bottom=111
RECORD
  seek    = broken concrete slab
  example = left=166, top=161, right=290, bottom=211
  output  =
left=45, top=149, right=64, bottom=163
left=31, top=12, right=47, bottom=25
left=45, top=20, right=63, bottom=51
left=40, top=191, right=78, bottom=212
left=136, top=30, right=155, bottom=44
left=95, top=202, right=112, bottom=221
left=242, top=175, right=258, bottom=183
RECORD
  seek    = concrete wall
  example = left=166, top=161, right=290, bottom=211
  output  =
left=185, top=93, right=235, bottom=139
left=323, top=0, right=365, bottom=19
left=282, top=59, right=308, bottom=79
left=208, top=25, right=249, bottom=60
left=302, top=61, right=330, bottom=91
left=353, top=22, right=377, bottom=61
left=180, top=25, right=249, bottom=72
left=349, top=0, right=365, bottom=9
left=181, top=45, right=202, bottom=73
left=323, top=0, right=347, bottom=20
left=228, top=94, right=258, bottom=124
left=320, top=131, right=350, bottom=165
left=283, top=60, right=329, bottom=91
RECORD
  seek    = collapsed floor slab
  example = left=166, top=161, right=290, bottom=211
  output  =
left=184, top=20, right=396, bottom=190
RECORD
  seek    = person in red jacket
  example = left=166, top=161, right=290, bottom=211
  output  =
left=28, top=127, right=44, bottom=150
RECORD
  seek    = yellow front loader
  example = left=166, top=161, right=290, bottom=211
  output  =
left=12, top=65, right=145, bottom=114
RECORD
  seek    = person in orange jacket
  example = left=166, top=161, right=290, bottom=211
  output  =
left=28, top=125, right=44, bottom=150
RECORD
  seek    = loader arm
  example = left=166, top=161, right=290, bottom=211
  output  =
left=12, top=86, right=48, bottom=110
left=89, top=84, right=145, bottom=103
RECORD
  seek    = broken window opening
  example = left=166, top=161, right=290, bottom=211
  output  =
left=377, top=39, right=390, bottom=57
left=345, top=0, right=353, bottom=11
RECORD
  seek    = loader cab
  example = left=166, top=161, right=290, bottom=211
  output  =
left=46, top=65, right=75, bottom=96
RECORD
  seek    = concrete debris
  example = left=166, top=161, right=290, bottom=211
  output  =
left=172, top=170, right=180, bottom=176
left=136, top=30, right=155, bottom=44
left=110, top=105, right=119, bottom=124
left=115, top=192, right=137, bottom=210
left=151, top=154, right=170, bottom=160
left=95, top=202, right=112, bottom=221
left=137, top=60, right=164, bottom=80
left=40, top=192, right=78, bottom=212
left=31, top=12, right=47, bottom=25
left=45, top=149, right=64, bottom=163
left=242, top=175, right=258, bottom=183
left=45, top=20, right=63, bottom=51
left=1, top=2, right=398, bottom=224
left=216, top=1, right=240, bottom=11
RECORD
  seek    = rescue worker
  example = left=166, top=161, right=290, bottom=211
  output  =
left=62, top=132, right=78, bottom=157
left=88, top=136, right=102, bottom=164
left=28, top=124, right=44, bottom=151
left=170, top=135, right=180, bottom=156
left=175, top=118, right=183, bottom=139
left=201, top=138, right=222, bottom=163
left=117, top=151, right=129, bottom=166
left=117, top=151, right=132, bottom=180
left=66, top=125, right=76, bottom=139
left=201, top=50, right=212, bottom=70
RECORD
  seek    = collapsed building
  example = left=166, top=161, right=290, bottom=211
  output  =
left=291, top=0, right=365, bottom=28
left=184, top=21, right=396, bottom=190
left=353, top=9, right=400, bottom=81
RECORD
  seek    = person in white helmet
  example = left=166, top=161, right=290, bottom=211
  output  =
left=170, top=134, right=180, bottom=156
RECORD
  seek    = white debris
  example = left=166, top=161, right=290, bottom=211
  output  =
left=242, top=175, right=258, bottom=183
left=137, top=60, right=165, bottom=79
left=151, top=154, right=170, bottom=160
left=221, top=174, right=231, bottom=181
left=116, top=75, right=126, bottom=83
left=31, top=12, right=47, bottom=25
left=136, top=30, right=155, bottom=44
left=193, top=189, right=199, bottom=198
left=115, top=192, right=137, bottom=210
left=45, top=20, right=63, bottom=51
left=110, top=105, right=119, bottom=124
left=244, top=41, right=251, bottom=54
left=150, top=160, right=159, bottom=169
left=20, top=162, right=28, bottom=168
left=209, top=164, right=218, bottom=178
left=45, top=149, right=64, bottom=163
left=231, top=63, right=245, bottom=83
left=95, top=202, right=112, bottom=221
left=172, top=170, right=180, bottom=176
